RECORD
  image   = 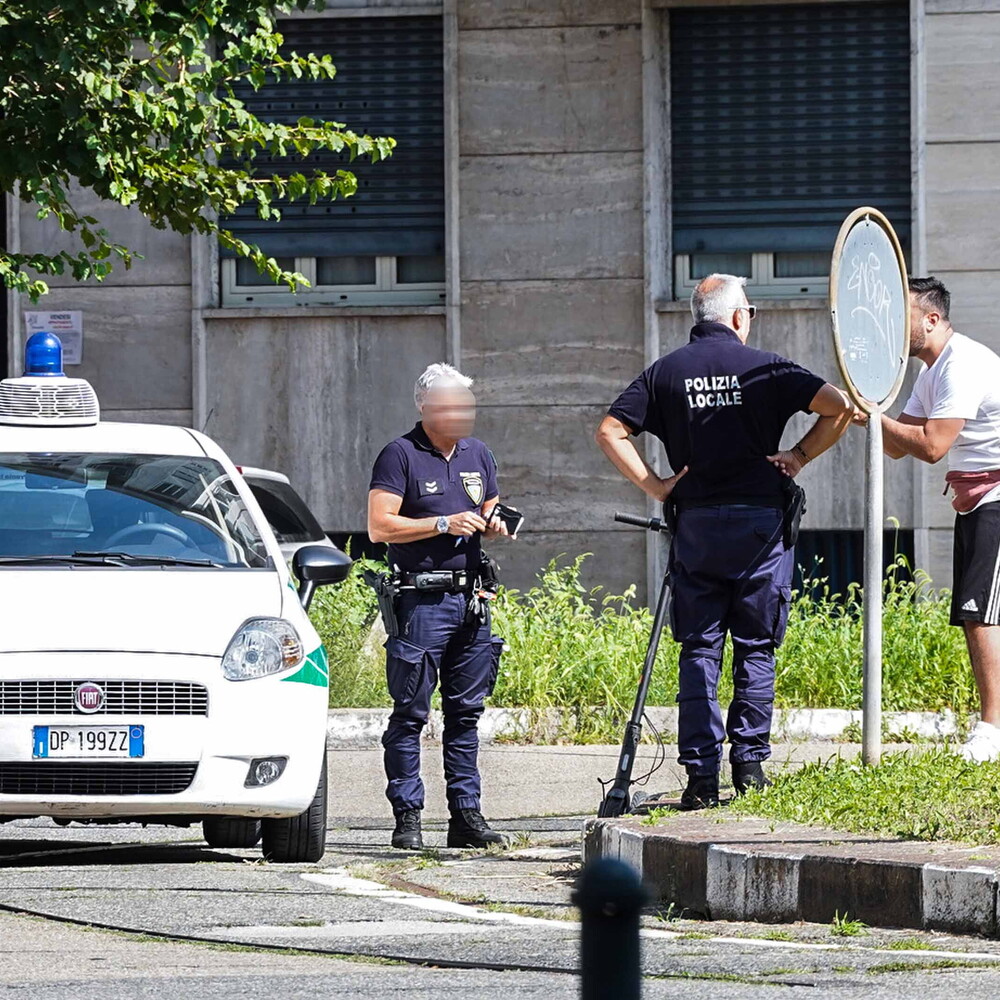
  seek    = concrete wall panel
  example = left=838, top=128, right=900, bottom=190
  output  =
left=17, top=194, right=191, bottom=289
left=203, top=314, right=446, bottom=529
left=20, top=285, right=192, bottom=411
left=926, top=144, right=1000, bottom=272
left=474, top=402, right=640, bottom=530
left=461, top=279, right=644, bottom=405
left=459, top=153, right=643, bottom=281
left=926, top=0, right=1000, bottom=12
left=926, top=14, right=1000, bottom=142
left=459, top=1, right=640, bottom=29
left=459, top=25, right=643, bottom=154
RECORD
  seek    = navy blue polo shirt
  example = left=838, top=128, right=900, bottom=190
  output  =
left=369, top=423, right=499, bottom=572
left=608, top=321, right=825, bottom=507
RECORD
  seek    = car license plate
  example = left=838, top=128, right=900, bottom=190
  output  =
left=32, top=725, right=144, bottom=759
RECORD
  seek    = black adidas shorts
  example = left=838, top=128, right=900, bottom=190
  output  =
left=951, top=501, right=1000, bottom=626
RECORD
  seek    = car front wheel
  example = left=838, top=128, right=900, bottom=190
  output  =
left=261, top=752, right=327, bottom=863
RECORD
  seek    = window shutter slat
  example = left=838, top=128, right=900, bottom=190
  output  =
left=221, top=16, right=444, bottom=259
left=670, top=3, right=911, bottom=255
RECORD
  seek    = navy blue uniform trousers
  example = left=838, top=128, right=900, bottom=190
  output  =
left=382, top=590, right=505, bottom=815
left=669, top=504, right=794, bottom=776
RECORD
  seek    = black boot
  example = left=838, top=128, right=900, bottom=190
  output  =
left=680, top=772, right=720, bottom=811
left=391, top=808, right=423, bottom=850
left=733, top=761, right=772, bottom=796
left=447, top=809, right=506, bottom=848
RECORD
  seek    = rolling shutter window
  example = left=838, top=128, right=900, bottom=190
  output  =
left=221, top=16, right=444, bottom=259
left=670, top=3, right=911, bottom=255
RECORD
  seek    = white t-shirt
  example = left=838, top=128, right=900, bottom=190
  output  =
left=903, top=331, right=1000, bottom=510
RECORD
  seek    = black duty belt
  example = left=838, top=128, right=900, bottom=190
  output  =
left=399, top=570, right=473, bottom=592
left=676, top=499, right=783, bottom=512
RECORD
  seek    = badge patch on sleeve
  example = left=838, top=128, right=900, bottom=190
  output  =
left=460, top=471, right=485, bottom=505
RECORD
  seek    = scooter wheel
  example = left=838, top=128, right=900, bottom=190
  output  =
left=598, top=789, right=628, bottom=818
left=630, top=791, right=649, bottom=812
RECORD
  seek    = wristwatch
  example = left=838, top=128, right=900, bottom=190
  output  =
left=435, top=515, right=449, bottom=534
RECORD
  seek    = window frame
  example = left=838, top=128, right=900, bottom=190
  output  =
left=220, top=255, right=446, bottom=307
left=673, top=252, right=830, bottom=300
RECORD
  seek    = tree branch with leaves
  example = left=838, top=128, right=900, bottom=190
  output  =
left=0, top=0, right=395, bottom=299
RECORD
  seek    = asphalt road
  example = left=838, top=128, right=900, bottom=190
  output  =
left=5, top=802, right=1000, bottom=999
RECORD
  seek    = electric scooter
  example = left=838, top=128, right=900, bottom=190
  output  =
left=597, top=510, right=675, bottom=818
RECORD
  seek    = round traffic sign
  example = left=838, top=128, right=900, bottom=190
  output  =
left=830, top=207, right=910, bottom=412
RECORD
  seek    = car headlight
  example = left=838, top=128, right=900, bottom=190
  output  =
left=222, top=618, right=304, bottom=681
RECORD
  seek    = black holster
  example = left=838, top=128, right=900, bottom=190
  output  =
left=781, top=479, right=807, bottom=549
left=662, top=498, right=678, bottom=535
left=363, top=569, right=401, bottom=637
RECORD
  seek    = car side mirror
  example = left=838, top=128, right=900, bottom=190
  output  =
left=292, top=545, right=353, bottom=611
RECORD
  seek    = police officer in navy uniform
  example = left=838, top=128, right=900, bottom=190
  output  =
left=597, top=274, right=853, bottom=808
left=368, top=363, right=514, bottom=849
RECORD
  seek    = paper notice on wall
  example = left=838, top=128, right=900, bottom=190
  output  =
left=22, top=311, right=83, bottom=365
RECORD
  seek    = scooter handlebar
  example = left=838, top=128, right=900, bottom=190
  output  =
left=614, top=511, right=665, bottom=531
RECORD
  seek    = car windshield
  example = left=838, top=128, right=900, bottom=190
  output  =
left=0, top=453, right=272, bottom=568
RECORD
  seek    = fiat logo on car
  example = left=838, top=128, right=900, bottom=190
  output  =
left=74, top=682, right=104, bottom=714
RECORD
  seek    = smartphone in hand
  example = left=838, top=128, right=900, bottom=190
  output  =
left=491, top=502, right=524, bottom=537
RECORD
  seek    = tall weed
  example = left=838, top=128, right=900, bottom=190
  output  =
left=311, top=553, right=977, bottom=735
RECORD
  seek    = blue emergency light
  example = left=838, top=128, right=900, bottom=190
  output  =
left=23, top=331, right=65, bottom=377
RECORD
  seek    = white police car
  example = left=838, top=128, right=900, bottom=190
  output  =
left=0, top=332, right=350, bottom=861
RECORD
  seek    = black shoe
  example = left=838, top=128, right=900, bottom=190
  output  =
left=680, top=772, right=720, bottom=811
left=733, top=761, right=772, bottom=796
left=391, top=809, right=423, bottom=850
left=447, top=809, right=506, bottom=848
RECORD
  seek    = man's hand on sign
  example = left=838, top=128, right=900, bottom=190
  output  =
left=654, top=466, right=688, bottom=503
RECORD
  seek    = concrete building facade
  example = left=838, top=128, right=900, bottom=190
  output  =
left=5, top=0, right=995, bottom=600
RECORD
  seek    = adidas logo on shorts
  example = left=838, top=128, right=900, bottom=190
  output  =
left=963, top=598, right=979, bottom=612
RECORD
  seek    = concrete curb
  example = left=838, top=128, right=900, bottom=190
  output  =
left=583, top=814, right=1000, bottom=936
left=326, top=707, right=960, bottom=745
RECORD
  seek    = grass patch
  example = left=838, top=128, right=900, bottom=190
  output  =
left=867, top=959, right=1000, bottom=975
left=886, top=937, right=934, bottom=951
left=830, top=911, right=868, bottom=937
left=734, top=750, right=1000, bottom=843
left=412, top=849, right=442, bottom=869
left=313, top=554, right=975, bottom=742
left=763, top=929, right=796, bottom=941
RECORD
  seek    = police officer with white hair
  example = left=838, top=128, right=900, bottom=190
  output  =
left=368, top=363, right=514, bottom=849
left=597, top=275, right=853, bottom=808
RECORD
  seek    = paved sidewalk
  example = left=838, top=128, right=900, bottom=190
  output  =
left=327, top=741, right=902, bottom=820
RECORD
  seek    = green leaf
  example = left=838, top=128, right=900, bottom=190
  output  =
left=0, top=1, right=396, bottom=294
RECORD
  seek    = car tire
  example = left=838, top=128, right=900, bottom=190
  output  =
left=261, top=752, right=327, bottom=863
left=202, top=816, right=262, bottom=849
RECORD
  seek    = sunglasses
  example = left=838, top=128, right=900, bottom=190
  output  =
left=736, top=304, right=758, bottom=319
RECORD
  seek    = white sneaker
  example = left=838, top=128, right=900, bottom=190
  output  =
left=957, top=721, right=1000, bottom=763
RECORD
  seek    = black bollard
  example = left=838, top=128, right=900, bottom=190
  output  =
left=572, top=857, right=648, bottom=1000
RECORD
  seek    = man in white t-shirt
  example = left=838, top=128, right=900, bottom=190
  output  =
left=865, top=277, right=1000, bottom=762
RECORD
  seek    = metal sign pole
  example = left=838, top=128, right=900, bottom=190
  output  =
left=830, top=207, right=909, bottom=770
left=862, top=414, right=884, bottom=765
